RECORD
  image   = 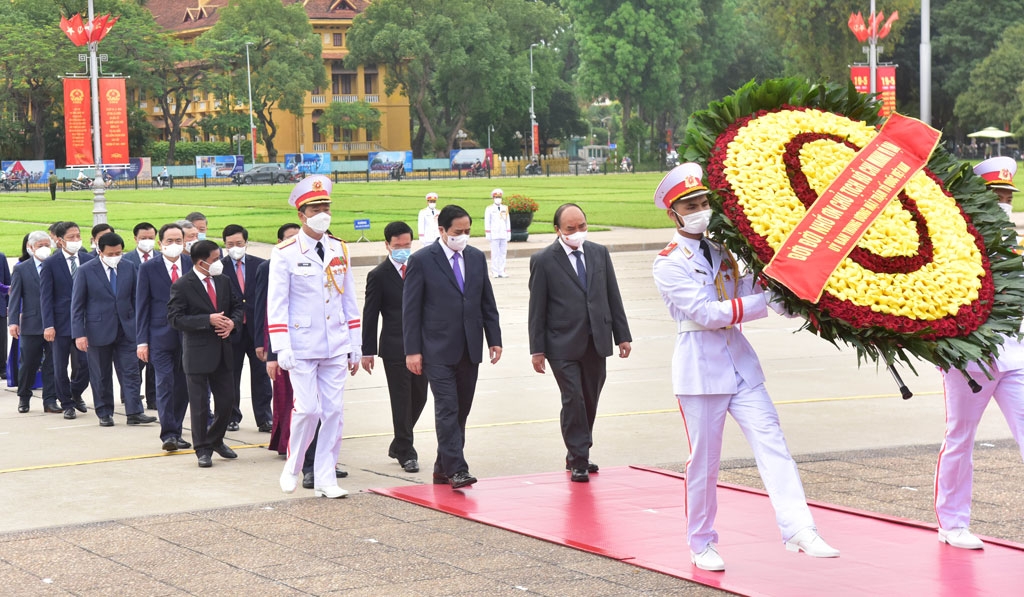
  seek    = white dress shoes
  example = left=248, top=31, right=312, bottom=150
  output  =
left=785, top=528, right=840, bottom=558
left=938, top=527, right=984, bottom=549
left=314, top=485, right=349, bottom=499
left=279, top=470, right=298, bottom=494
left=690, top=543, right=726, bottom=571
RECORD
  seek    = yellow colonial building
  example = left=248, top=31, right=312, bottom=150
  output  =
left=146, top=0, right=410, bottom=161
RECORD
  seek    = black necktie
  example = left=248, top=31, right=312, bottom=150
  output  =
left=571, top=250, right=587, bottom=290
left=315, top=241, right=325, bottom=262
left=699, top=238, right=713, bottom=266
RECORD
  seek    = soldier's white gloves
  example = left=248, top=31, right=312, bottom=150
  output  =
left=348, top=348, right=362, bottom=367
left=277, top=348, right=297, bottom=371
left=764, top=290, right=797, bottom=318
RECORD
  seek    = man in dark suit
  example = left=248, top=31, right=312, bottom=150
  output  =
left=123, top=222, right=159, bottom=410
left=167, top=240, right=243, bottom=468
left=528, top=203, right=632, bottom=482
left=362, top=221, right=428, bottom=473
left=71, top=233, right=156, bottom=427
left=137, top=223, right=193, bottom=451
left=221, top=224, right=272, bottom=432
left=0, top=247, right=10, bottom=379
left=40, top=221, right=92, bottom=418
left=403, top=204, right=502, bottom=489
left=7, top=231, right=57, bottom=412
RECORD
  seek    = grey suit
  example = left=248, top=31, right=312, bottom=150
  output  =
left=528, top=240, right=631, bottom=469
left=8, top=258, right=56, bottom=406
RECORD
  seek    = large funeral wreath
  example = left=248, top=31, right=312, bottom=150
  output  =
left=681, top=77, right=1024, bottom=375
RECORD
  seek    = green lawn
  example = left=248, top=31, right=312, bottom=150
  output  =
left=0, top=173, right=668, bottom=255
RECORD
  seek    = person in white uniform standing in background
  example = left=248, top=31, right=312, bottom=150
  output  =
left=651, top=163, right=839, bottom=572
left=418, top=193, right=441, bottom=247
left=484, top=188, right=511, bottom=278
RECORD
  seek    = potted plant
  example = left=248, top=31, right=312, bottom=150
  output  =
left=506, top=194, right=539, bottom=241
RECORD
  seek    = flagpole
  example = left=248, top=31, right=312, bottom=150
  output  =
left=868, top=0, right=877, bottom=95
left=87, top=0, right=107, bottom=224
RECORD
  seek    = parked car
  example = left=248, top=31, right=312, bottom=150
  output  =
left=233, top=165, right=302, bottom=185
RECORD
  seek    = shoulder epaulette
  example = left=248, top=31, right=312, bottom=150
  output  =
left=328, top=234, right=344, bottom=243
left=276, top=237, right=297, bottom=249
left=658, top=242, right=678, bottom=257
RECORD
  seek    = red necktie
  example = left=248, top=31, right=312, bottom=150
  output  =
left=143, top=252, right=149, bottom=262
left=401, top=264, right=406, bottom=279
left=205, top=276, right=217, bottom=309
left=236, top=260, right=245, bottom=293
left=171, top=263, right=179, bottom=282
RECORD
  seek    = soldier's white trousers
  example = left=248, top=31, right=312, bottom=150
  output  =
left=935, top=368, right=1024, bottom=530
left=490, top=239, right=508, bottom=276
left=283, top=355, right=348, bottom=489
left=677, top=375, right=814, bottom=553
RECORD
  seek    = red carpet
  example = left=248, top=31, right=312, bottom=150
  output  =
left=372, top=466, right=1024, bottom=596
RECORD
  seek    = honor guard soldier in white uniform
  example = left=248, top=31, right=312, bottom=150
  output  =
left=268, top=175, right=361, bottom=499
left=651, top=163, right=839, bottom=572
left=484, top=188, right=511, bottom=277
left=418, top=193, right=441, bottom=247
left=934, top=158, right=1024, bottom=549
left=975, top=156, right=1021, bottom=252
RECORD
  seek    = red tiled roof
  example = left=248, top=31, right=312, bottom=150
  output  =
left=148, top=0, right=369, bottom=34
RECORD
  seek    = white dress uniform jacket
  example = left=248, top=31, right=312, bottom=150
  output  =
left=267, top=230, right=360, bottom=359
left=418, top=206, right=440, bottom=245
left=652, top=232, right=768, bottom=395
left=484, top=203, right=511, bottom=241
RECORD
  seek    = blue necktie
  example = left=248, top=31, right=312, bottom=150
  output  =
left=572, top=250, right=587, bottom=291
left=452, top=252, right=465, bottom=293
left=109, top=266, right=117, bottom=295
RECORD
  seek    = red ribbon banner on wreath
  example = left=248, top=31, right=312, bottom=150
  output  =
left=763, top=113, right=941, bottom=302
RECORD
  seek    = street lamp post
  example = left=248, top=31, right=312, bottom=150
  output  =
left=87, top=0, right=106, bottom=225
left=456, top=128, right=467, bottom=149
left=245, top=42, right=256, bottom=165
left=600, top=116, right=612, bottom=146
left=487, top=124, right=494, bottom=150
left=529, top=43, right=538, bottom=158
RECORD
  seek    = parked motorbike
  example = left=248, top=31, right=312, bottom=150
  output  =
left=525, top=160, right=542, bottom=175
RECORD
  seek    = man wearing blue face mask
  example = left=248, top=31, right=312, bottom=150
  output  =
left=361, top=221, right=428, bottom=474
left=185, top=212, right=208, bottom=241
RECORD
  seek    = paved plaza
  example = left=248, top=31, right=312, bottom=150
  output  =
left=1, top=225, right=1022, bottom=595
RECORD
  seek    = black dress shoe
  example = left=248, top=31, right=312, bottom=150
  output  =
left=432, top=473, right=449, bottom=485
left=570, top=468, right=590, bottom=483
left=73, top=398, right=88, bottom=413
left=302, top=472, right=315, bottom=489
left=566, top=460, right=600, bottom=473
left=98, top=416, right=115, bottom=427
left=162, top=438, right=179, bottom=452
left=175, top=437, right=192, bottom=449
left=197, top=453, right=212, bottom=468
left=43, top=403, right=63, bottom=414
left=126, top=413, right=157, bottom=425
left=227, top=421, right=240, bottom=432
left=17, top=402, right=29, bottom=414
left=335, top=466, right=348, bottom=478
left=212, top=444, right=237, bottom=459
left=449, top=471, right=477, bottom=489
left=63, top=407, right=76, bottom=420
left=257, top=421, right=272, bottom=433
left=401, top=459, right=420, bottom=473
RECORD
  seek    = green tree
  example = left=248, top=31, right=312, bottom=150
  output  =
left=346, top=0, right=561, bottom=157
left=563, top=0, right=702, bottom=124
left=198, top=0, right=327, bottom=162
left=317, top=100, right=381, bottom=140
left=955, top=23, right=1024, bottom=132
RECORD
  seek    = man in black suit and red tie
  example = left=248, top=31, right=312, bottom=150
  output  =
left=403, top=205, right=502, bottom=489
left=167, top=240, right=243, bottom=468
left=528, top=203, right=632, bottom=482
left=361, top=221, right=428, bottom=474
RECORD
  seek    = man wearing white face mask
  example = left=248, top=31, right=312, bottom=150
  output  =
left=8, top=231, right=58, bottom=413
left=528, top=203, right=631, bottom=482
left=268, top=175, right=361, bottom=498
left=403, top=204, right=502, bottom=489
left=652, top=163, right=838, bottom=572
left=974, top=157, right=1020, bottom=252
left=123, top=222, right=159, bottom=410
left=418, top=193, right=441, bottom=247
left=71, top=233, right=155, bottom=427
left=221, top=224, right=272, bottom=433
left=484, top=188, right=511, bottom=278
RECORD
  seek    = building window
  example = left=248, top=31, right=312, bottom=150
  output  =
left=364, top=74, right=377, bottom=95
left=333, top=33, right=343, bottom=46
left=342, top=129, right=353, bottom=142
left=334, top=126, right=342, bottom=142
left=365, top=128, right=375, bottom=142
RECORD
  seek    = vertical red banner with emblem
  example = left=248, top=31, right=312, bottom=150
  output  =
left=531, top=122, right=540, bottom=157
left=850, top=65, right=898, bottom=116
left=63, top=79, right=94, bottom=166
left=850, top=65, right=870, bottom=95
left=98, top=78, right=129, bottom=164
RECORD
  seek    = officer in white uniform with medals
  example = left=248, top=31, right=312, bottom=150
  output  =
left=268, top=175, right=361, bottom=498
left=484, top=188, right=511, bottom=277
left=933, top=157, right=1024, bottom=549
left=418, top=193, right=441, bottom=247
left=651, top=163, right=839, bottom=571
